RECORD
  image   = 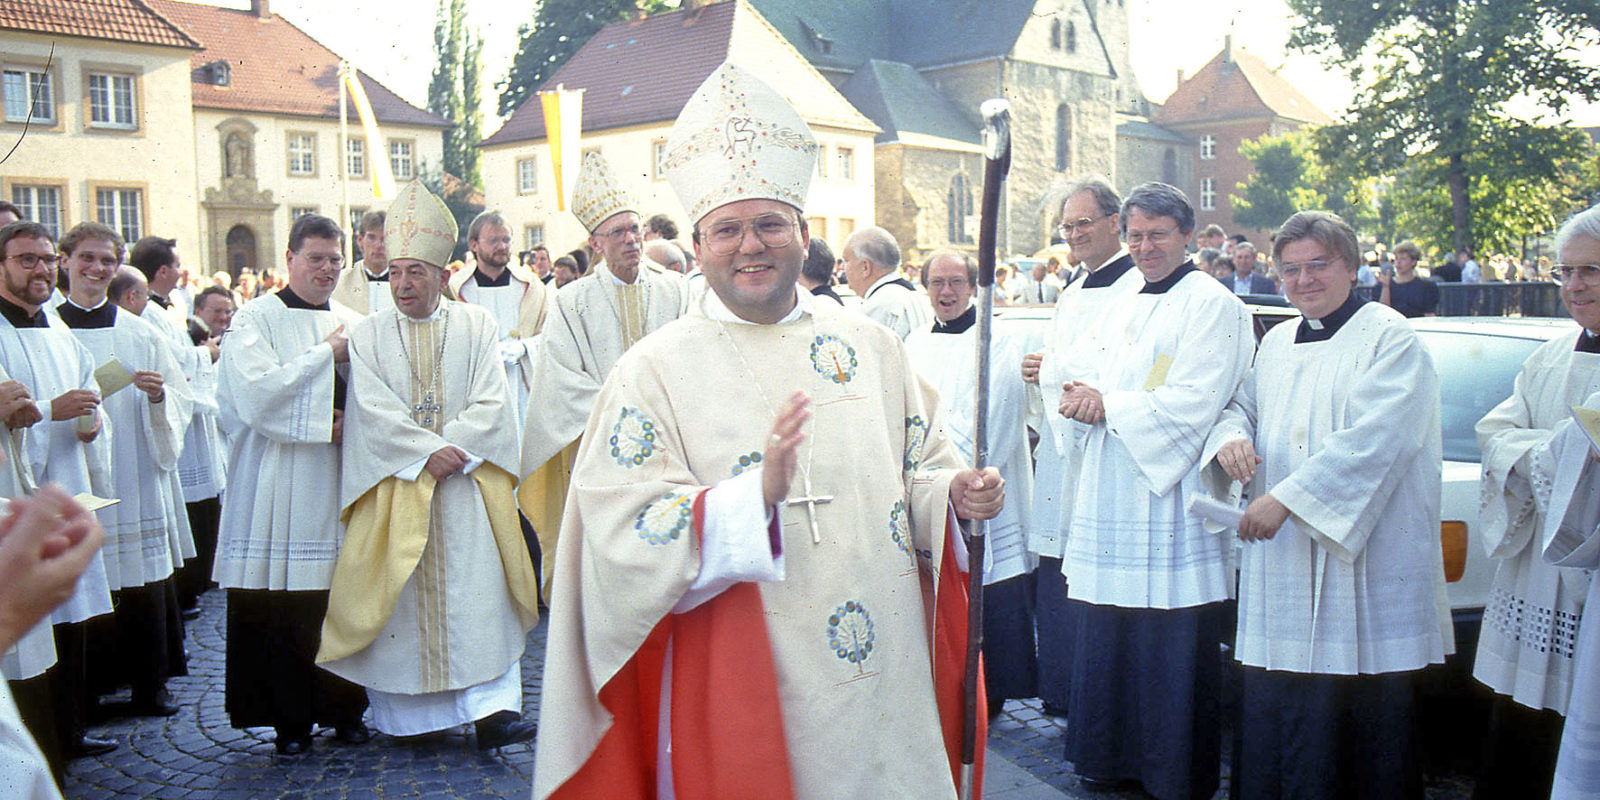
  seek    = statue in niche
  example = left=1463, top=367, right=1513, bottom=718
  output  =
left=225, top=133, right=254, bottom=179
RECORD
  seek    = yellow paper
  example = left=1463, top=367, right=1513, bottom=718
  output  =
left=1143, top=353, right=1174, bottom=391
left=70, top=492, right=118, bottom=512
left=1573, top=405, right=1600, bottom=453
left=93, top=359, right=134, bottom=398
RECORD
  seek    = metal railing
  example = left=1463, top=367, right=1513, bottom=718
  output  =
left=1353, top=281, right=1565, bottom=317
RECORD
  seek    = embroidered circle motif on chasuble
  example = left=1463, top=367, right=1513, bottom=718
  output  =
left=890, top=500, right=911, bottom=556
left=609, top=407, right=658, bottom=467
left=826, top=600, right=875, bottom=672
left=809, top=334, right=858, bottom=385
left=904, top=415, right=928, bottom=471
left=730, top=451, right=763, bottom=476
left=635, top=490, right=694, bottom=546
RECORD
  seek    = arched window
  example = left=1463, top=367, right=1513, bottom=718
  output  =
left=1050, top=19, right=1061, bottom=50
left=948, top=173, right=973, bottom=244
left=1162, top=148, right=1178, bottom=185
left=1066, top=22, right=1077, bottom=53
left=1055, top=104, right=1072, bottom=172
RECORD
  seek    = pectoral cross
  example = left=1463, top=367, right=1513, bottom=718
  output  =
left=413, top=393, right=442, bottom=428
left=786, top=472, right=833, bottom=545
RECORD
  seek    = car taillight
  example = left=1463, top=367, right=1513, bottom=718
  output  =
left=1441, top=521, right=1467, bottom=582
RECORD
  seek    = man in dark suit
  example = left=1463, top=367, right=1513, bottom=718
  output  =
left=798, top=236, right=843, bottom=304
left=1227, top=241, right=1277, bottom=295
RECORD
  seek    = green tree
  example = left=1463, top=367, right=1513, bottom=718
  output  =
left=1232, top=129, right=1380, bottom=236
left=426, top=0, right=482, bottom=187
left=497, top=0, right=674, bottom=118
left=1285, top=0, right=1600, bottom=253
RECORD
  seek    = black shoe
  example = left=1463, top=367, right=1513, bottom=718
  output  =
left=70, top=735, right=118, bottom=758
left=475, top=711, right=536, bottom=749
left=1078, top=775, right=1139, bottom=793
left=333, top=723, right=371, bottom=745
left=1041, top=702, right=1070, bottom=719
left=274, top=734, right=313, bottom=756
left=129, top=688, right=180, bottom=717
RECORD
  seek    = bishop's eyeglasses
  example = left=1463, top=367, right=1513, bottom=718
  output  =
left=698, top=214, right=798, bottom=256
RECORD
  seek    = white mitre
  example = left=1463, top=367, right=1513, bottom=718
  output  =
left=663, top=62, right=819, bottom=225
left=384, top=180, right=457, bottom=269
left=571, top=151, right=639, bottom=233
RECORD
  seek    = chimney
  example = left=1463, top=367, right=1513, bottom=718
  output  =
left=1176, top=68, right=1185, bottom=86
left=1223, top=33, right=1233, bottom=62
left=251, top=0, right=270, bottom=18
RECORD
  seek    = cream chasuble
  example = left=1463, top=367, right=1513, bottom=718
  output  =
left=1029, top=260, right=1142, bottom=558
left=1543, top=399, right=1600, bottom=800
left=1208, top=302, right=1453, bottom=674
left=58, top=305, right=195, bottom=589
left=1063, top=269, right=1253, bottom=609
left=214, top=293, right=363, bottom=591
left=906, top=318, right=1034, bottom=584
left=331, top=267, right=396, bottom=317
left=518, top=261, right=688, bottom=593
left=534, top=298, right=971, bottom=800
left=1475, top=331, right=1597, bottom=713
left=319, top=301, right=537, bottom=711
left=0, top=318, right=113, bottom=625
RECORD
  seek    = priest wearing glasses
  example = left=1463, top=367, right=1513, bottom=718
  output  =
left=533, top=62, right=1002, bottom=800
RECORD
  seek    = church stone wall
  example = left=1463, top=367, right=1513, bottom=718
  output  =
left=1001, top=61, right=1115, bottom=256
left=882, top=145, right=986, bottom=265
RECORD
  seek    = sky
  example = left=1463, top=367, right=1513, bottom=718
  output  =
left=224, top=0, right=1600, bottom=129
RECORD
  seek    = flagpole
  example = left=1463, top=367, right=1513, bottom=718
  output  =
left=338, top=60, right=352, bottom=267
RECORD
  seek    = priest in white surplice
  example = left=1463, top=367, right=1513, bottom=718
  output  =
left=843, top=226, right=931, bottom=339
left=214, top=213, right=369, bottom=756
left=906, top=250, right=1037, bottom=716
left=1474, top=205, right=1600, bottom=796
left=449, top=210, right=548, bottom=427
left=55, top=223, right=195, bottom=718
left=519, top=152, right=688, bottom=595
left=1208, top=211, right=1452, bottom=798
left=330, top=211, right=396, bottom=317
left=534, top=62, right=1001, bottom=800
left=318, top=181, right=540, bottom=748
left=1055, top=182, right=1253, bottom=800
left=1020, top=176, right=1142, bottom=718
left=0, top=221, right=116, bottom=761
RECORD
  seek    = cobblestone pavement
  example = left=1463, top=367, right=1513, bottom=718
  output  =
left=60, top=590, right=1476, bottom=799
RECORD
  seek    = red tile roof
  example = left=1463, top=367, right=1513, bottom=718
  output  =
left=481, top=0, right=873, bottom=147
left=146, top=0, right=447, bottom=127
left=0, top=0, right=199, bottom=49
left=1156, top=46, right=1333, bottom=127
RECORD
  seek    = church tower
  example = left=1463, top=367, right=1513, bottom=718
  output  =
left=1088, top=0, right=1150, bottom=114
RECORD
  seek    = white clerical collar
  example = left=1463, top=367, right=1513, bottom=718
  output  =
left=865, top=270, right=904, bottom=298
left=1092, top=247, right=1129, bottom=273
left=66, top=297, right=107, bottom=312
left=365, top=268, right=388, bottom=281
left=703, top=285, right=810, bottom=326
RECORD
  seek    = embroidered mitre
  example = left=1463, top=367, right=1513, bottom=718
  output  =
left=663, top=61, right=819, bottom=225
left=384, top=180, right=457, bottom=269
left=571, top=151, right=639, bottom=233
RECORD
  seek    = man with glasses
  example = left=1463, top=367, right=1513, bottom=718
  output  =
left=0, top=221, right=116, bottom=763
left=1053, top=182, right=1252, bottom=799
left=331, top=211, right=394, bottom=316
left=214, top=214, right=369, bottom=756
left=520, top=153, right=688, bottom=597
left=534, top=62, right=1001, bottom=800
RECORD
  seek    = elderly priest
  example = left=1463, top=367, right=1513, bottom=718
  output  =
left=318, top=181, right=539, bottom=748
left=533, top=62, right=1002, bottom=800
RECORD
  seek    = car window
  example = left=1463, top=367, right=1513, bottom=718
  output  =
left=1415, top=330, right=1544, bottom=463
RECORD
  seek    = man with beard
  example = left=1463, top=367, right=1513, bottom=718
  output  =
left=450, top=211, right=547, bottom=429
left=519, top=153, right=688, bottom=595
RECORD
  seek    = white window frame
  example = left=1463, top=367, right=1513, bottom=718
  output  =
left=291, top=206, right=317, bottom=221
left=837, top=147, right=854, bottom=182
left=1200, top=177, right=1216, bottom=211
left=87, top=72, right=137, bottom=129
left=652, top=140, right=668, bottom=180
left=525, top=225, right=545, bottom=250
left=2, top=66, right=55, bottom=125
left=517, top=156, right=537, bottom=195
left=1200, top=134, right=1217, bottom=160
left=287, top=132, right=316, bottom=176
left=814, top=144, right=827, bottom=178
left=9, top=183, right=64, bottom=237
left=389, top=139, right=415, bottom=180
left=348, top=207, right=367, bottom=237
left=94, top=186, right=143, bottom=243
left=346, top=137, right=366, bottom=178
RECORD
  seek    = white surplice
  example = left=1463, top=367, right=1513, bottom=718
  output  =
left=214, top=293, right=363, bottom=591
left=0, top=370, right=54, bottom=682
left=0, top=679, right=61, bottom=800
left=1208, top=302, right=1453, bottom=674
left=1542, top=395, right=1600, bottom=800
left=323, top=301, right=530, bottom=734
left=1474, top=332, right=1598, bottom=713
left=453, top=270, right=544, bottom=437
left=0, top=317, right=113, bottom=625
left=58, top=304, right=195, bottom=589
left=858, top=272, right=932, bottom=340
left=520, top=262, right=688, bottom=477
left=1063, top=269, right=1253, bottom=609
left=141, top=302, right=226, bottom=503
left=330, top=267, right=396, bottom=317
left=906, top=314, right=1034, bottom=583
left=1029, top=257, right=1143, bottom=559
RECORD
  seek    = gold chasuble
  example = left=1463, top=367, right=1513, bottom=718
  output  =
left=534, top=300, right=984, bottom=800
left=319, top=300, right=538, bottom=695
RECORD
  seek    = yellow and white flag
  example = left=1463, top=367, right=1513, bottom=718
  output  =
left=539, top=85, right=584, bottom=211
left=342, top=63, right=396, bottom=200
